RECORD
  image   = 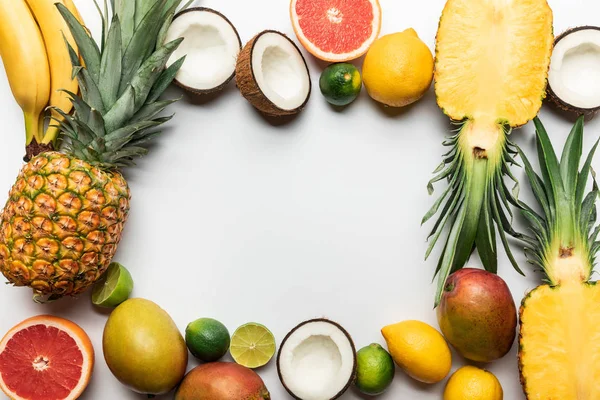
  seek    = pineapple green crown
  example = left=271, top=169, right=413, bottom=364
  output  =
left=517, top=116, right=600, bottom=285
left=53, top=0, right=188, bottom=168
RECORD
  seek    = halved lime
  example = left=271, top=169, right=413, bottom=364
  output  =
left=92, top=262, right=133, bottom=308
left=230, top=323, right=276, bottom=368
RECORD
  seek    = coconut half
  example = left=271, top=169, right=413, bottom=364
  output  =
left=236, top=30, right=311, bottom=117
left=277, top=319, right=356, bottom=400
left=165, top=8, right=241, bottom=94
left=548, top=26, right=600, bottom=114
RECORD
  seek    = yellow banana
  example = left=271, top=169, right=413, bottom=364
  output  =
left=25, top=0, right=81, bottom=144
left=0, top=0, right=50, bottom=145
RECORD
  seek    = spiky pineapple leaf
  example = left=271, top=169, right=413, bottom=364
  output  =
left=576, top=139, right=600, bottom=209
left=56, top=0, right=187, bottom=168
left=113, top=0, right=135, bottom=51
left=103, top=86, right=136, bottom=133
left=99, top=15, right=122, bottom=108
left=435, top=199, right=469, bottom=304
left=120, top=0, right=167, bottom=95
left=516, top=116, right=600, bottom=284
left=135, top=0, right=158, bottom=27
left=77, top=69, right=106, bottom=114
left=87, top=109, right=106, bottom=138
left=476, top=183, right=498, bottom=274
left=534, top=118, right=565, bottom=205
left=560, top=117, right=584, bottom=196
left=56, top=4, right=101, bottom=82
left=131, top=38, right=183, bottom=109
left=147, top=56, right=185, bottom=103
left=130, top=99, right=178, bottom=123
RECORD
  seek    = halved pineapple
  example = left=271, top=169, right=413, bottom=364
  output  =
left=426, top=0, right=554, bottom=305
left=436, top=0, right=553, bottom=127
left=520, top=283, right=600, bottom=399
left=516, top=117, right=600, bottom=399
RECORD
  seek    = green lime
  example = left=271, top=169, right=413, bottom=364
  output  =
left=185, top=318, right=230, bottom=362
left=355, top=343, right=395, bottom=395
left=230, top=323, right=276, bottom=368
left=91, top=262, right=133, bottom=308
left=319, top=63, right=362, bottom=106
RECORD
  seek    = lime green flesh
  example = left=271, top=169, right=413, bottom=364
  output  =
left=355, top=343, right=395, bottom=395
left=319, top=63, right=362, bottom=106
left=230, top=323, right=276, bottom=368
left=185, top=318, right=231, bottom=362
left=92, top=262, right=133, bottom=308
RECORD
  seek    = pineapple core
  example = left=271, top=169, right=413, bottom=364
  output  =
left=435, top=0, right=553, bottom=128
left=520, top=281, right=600, bottom=399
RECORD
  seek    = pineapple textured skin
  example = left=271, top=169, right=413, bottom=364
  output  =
left=0, top=152, right=130, bottom=298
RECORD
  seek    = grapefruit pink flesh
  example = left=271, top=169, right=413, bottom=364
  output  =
left=0, top=317, right=93, bottom=400
left=0, top=325, right=83, bottom=400
left=291, top=0, right=381, bottom=62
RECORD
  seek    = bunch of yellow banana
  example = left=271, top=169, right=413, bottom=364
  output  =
left=0, top=0, right=82, bottom=155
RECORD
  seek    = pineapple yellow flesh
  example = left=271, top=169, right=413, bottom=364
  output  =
left=435, top=0, right=553, bottom=126
left=520, top=280, right=600, bottom=400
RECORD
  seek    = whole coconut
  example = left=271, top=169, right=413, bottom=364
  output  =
left=175, top=362, right=270, bottom=400
left=437, top=268, right=517, bottom=362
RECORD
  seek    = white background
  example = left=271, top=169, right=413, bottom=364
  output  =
left=0, top=0, right=599, bottom=399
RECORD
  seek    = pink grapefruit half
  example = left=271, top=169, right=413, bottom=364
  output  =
left=0, top=315, right=94, bottom=400
left=290, top=0, right=382, bottom=62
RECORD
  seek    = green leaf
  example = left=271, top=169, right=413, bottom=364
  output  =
left=435, top=198, right=469, bottom=306
left=104, top=85, right=136, bottom=133
left=77, top=69, right=106, bottom=114
left=490, top=189, right=525, bottom=276
left=560, top=115, right=584, bottom=197
left=581, top=190, right=598, bottom=235
left=130, top=38, right=183, bottom=109
left=576, top=139, right=600, bottom=209
left=62, top=90, right=91, bottom=126
left=425, top=179, right=465, bottom=260
left=128, top=131, right=162, bottom=146
left=99, top=16, right=123, bottom=109
left=451, top=159, right=488, bottom=271
left=87, top=109, right=106, bottom=137
left=534, top=117, right=565, bottom=206
left=113, top=0, right=136, bottom=52
left=147, top=56, right=185, bottom=103
left=518, top=147, right=552, bottom=224
left=476, top=185, right=497, bottom=274
left=130, top=99, right=178, bottom=123
left=56, top=3, right=101, bottom=83
left=156, top=0, right=189, bottom=49
left=120, top=0, right=168, bottom=95
left=135, top=0, right=159, bottom=27
left=104, top=120, right=162, bottom=142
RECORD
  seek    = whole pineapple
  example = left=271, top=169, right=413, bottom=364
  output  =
left=0, top=0, right=186, bottom=300
left=516, top=117, right=600, bottom=399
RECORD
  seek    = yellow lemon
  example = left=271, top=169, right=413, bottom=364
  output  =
left=444, top=366, right=503, bottom=400
left=362, top=28, right=434, bottom=107
left=381, top=320, right=451, bottom=383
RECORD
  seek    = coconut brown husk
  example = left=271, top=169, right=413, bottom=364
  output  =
left=276, top=318, right=357, bottom=400
left=547, top=26, right=600, bottom=116
left=235, top=30, right=311, bottom=117
left=172, top=7, right=241, bottom=95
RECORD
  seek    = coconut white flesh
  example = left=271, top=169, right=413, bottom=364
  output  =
left=279, top=321, right=355, bottom=400
left=549, top=28, right=600, bottom=109
left=165, top=9, right=240, bottom=91
left=251, top=32, right=310, bottom=111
